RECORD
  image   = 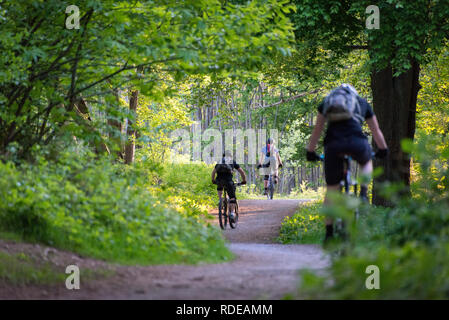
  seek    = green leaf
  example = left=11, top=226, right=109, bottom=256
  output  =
left=401, top=138, right=414, bottom=153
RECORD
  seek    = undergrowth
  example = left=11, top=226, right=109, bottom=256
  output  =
left=0, top=148, right=232, bottom=265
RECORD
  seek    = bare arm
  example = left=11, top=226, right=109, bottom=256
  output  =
left=211, top=168, right=217, bottom=183
left=307, top=113, right=326, bottom=151
left=258, top=152, right=264, bottom=166
left=237, top=167, right=247, bottom=183
left=276, top=152, right=283, bottom=166
left=366, top=116, right=388, bottom=149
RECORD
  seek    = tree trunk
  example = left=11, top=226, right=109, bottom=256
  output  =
left=74, top=98, right=110, bottom=155
left=108, top=88, right=124, bottom=159
left=124, top=90, right=139, bottom=165
left=370, top=59, right=420, bottom=206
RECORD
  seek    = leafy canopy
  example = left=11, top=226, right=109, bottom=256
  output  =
left=0, top=0, right=295, bottom=158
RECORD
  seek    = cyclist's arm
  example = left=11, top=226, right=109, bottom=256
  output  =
left=366, top=116, right=388, bottom=149
left=276, top=151, right=283, bottom=166
left=307, top=113, right=326, bottom=152
left=211, top=168, right=217, bottom=183
left=237, top=167, right=247, bottom=183
left=258, top=152, right=265, bottom=166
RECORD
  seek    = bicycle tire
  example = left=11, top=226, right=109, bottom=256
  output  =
left=218, top=198, right=228, bottom=229
left=334, top=218, right=347, bottom=240
left=229, top=201, right=239, bottom=229
left=267, top=176, right=275, bottom=200
left=266, top=176, right=271, bottom=200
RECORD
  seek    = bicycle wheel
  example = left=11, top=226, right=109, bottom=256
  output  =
left=269, top=182, right=274, bottom=200
left=267, top=176, right=274, bottom=200
left=266, top=176, right=271, bottom=199
left=230, top=200, right=239, bottom=229
left=334, top=218, right=348, bottom=241
left=218, top=198, right=228, bottom=229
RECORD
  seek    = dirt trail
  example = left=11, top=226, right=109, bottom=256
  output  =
left=0, top=199, right=329, bottom=300
left=222, top=199, right=307, bottom=243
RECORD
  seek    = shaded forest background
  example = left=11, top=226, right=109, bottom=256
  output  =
left=1, top=0, right=449, bottom=298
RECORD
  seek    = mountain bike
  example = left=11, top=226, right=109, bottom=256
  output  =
left=317, top=153, right=375, bottom=240
left=259, top=161, right=281, bottom=200
left=214, top=182, right=244, bottom=230
left=336, top=155, right=356, bottom=240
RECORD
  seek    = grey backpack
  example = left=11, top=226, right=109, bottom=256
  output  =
left=322, top=86, right=363, bottom=123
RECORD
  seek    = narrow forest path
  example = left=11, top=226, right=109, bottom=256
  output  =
left=0, top=200, right=329, bottom=300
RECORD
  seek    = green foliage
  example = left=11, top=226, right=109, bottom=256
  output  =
left=301, top=242, right=449, bottom=299
left=0, top=251, right=66, bottom=286
left=289, top=183, right=325, bottom=200
left=291, top=0, right=449, bottom=74
left=158, top=161, right=217, bottom=211
left=0, top=251, right=110, bottom=286
left=0, top=0, right=295, bottom=159
left=0, top=149, right=231, bottom=265
left=136, top=91, right=192, bottom=163
left=416, top=44, right=449, bottom=142
left=299, top=137, right=449, bottom=298
left=237, top=183, right=263, bottom=199
left=278, top=202, right=324, bottom=244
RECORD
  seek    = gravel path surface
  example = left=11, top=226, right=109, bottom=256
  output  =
left=0, top=199, right=329, bottom=299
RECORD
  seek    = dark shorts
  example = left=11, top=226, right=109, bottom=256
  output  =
left=324, top=137, right=373, bottom=185
left=216, top=179, right=236, bottom=199
left=262, top=163, right=277, bottom=181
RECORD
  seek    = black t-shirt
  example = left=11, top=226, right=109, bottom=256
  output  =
left=318, top=96, right=374, bottom=144
left=215, top=159, right=240, bottom=181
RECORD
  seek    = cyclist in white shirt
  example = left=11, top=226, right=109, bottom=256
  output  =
left=257, top=138, right=283, bottom=195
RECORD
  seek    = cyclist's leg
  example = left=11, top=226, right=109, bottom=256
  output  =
left=324, top=143, right=345, bottom=240
left=324, top=184, right=340, bottom=238
left=225, top=180, right=237, bottom=213
left=324, top=143, right=345, bottom=201
left=360, top=159, right=373, bottom=182
left=217, top=183, right=224, bottom=201
left=349, top=138, right=373, bottom=201
left=263, top=175, right=269, bottom=194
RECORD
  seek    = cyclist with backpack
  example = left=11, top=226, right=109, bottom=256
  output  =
left=257, top=138, right=283, bottom=196
left=306, top=84, right=389, bottom=241
left=211, top=150, right=247, bottom=222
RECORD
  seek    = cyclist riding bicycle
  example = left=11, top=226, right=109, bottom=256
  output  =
left=211, top=150, right=247, bottom=222
left=306, top=84, right=389, bottom=242
left=257, top=138, right=283, bottom=196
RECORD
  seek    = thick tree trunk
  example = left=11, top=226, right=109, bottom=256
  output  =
left=370, top=59, right=420, bottom=206
left=124, top=90, right=139, bottom=165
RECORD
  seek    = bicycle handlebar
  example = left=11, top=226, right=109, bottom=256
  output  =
left=212, top=180, right=246, bottom=186
left=315, top=152, right=377, bottom=162
left=308, top=154, right=324, bottom=162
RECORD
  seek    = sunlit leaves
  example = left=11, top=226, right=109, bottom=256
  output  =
left=291, top=0, right=449, bottom=74
left=0, top=0, right=295, bottom=158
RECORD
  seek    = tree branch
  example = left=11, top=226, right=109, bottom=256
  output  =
left=256, top=89, right=321, bottom=109
left=346, top=45, right=369, bottom=50
left=72, top=57, right=180, bottom=97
